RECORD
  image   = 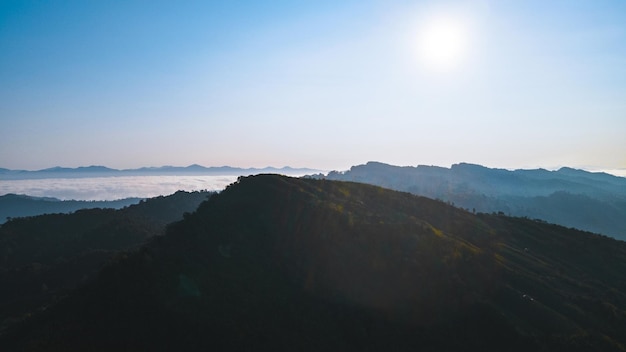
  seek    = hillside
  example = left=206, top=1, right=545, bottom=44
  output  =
left=2, top=175, right=625, bottom=351
left=0, top=194, right=142, bottom=224
left=316, top=162, right=626, bottom=239
left=0, top=190, right=211, bottom=333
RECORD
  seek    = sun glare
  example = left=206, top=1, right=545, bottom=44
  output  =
left=415, top=16, right=470, bottom=73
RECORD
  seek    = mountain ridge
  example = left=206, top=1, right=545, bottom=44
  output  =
left=0, top=193, right=143, bottom=224
left=2, top=175, right=625, bottom=351
left=316, top=161, right=626, bottom=239
left=0, top=165, right=321, bottom=180
left=0, top=190, right=213, bottom=334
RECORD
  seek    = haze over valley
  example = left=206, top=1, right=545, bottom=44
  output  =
left=1, top=0, right=625, bottom=350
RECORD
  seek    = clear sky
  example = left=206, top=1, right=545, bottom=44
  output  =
left=1, top=0, right=625, bottom=173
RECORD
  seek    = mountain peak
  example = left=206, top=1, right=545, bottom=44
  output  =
left=5, top=175, right=625, bottom=350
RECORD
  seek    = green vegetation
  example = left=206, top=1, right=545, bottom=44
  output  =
left=0, top=190, right=211, bottom=334
left=320, top=161, right=626, bottom=240
left=0, top=194, right=142, bottom=224
left=1, top=176, right=625, bottom=351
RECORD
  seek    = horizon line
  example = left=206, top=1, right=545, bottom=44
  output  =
left=2, top=162, right=625, bottom=178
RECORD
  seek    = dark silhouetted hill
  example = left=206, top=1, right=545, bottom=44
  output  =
left=316, top=162, right=626, bottom=239
left=0, top=190, right=211, bottom=333
left=0, top=194, right=142, bottom=224
left=2, top=175, right=625, bottom=351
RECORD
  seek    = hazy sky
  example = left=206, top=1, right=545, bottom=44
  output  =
left=1, top=0, right=625, bottom=173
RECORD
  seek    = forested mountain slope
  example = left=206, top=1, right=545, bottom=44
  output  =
left=316, top=162, right=626, bottom=240
left=0, top=190, right=211, bottom=334
left=0, top=194, right=141, bottom=225
left=1, top=176, right=625, bottom=351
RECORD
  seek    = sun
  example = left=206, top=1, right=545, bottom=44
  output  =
left=415, top=16, right=470, bottom=73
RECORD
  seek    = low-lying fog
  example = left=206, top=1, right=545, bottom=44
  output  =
left=0, top=175, right=240, bottom=200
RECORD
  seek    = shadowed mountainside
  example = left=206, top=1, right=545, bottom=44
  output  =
left=0, top=190, right=212, bottom=333
left=315, top=162, right=626, bottom=240
left=2, top=175, right=625, bottom=351
left=0, top=194, right=142, bottom=224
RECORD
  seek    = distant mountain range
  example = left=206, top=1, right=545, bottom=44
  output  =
left=0, top=165, right=321, bottom=180
left=314, top=162, right=626, bottom=240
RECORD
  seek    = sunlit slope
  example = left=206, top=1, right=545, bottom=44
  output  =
left=320, top=162, right=626, bottom=239
left=3, top=175, right=626, bottom=351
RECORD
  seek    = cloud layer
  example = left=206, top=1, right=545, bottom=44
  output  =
left=0, top=176, right=239, bottom=200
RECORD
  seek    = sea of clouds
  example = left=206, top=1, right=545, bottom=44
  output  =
left=0, top=175, right=241, bottom=200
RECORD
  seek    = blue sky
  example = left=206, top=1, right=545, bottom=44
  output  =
left=1, top=0, right=625, bottom=173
